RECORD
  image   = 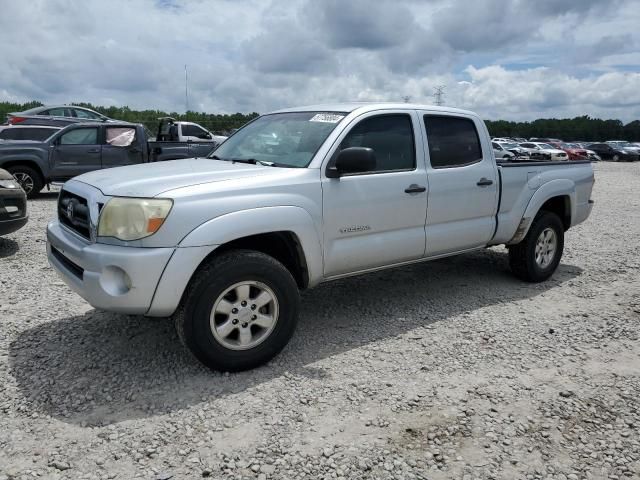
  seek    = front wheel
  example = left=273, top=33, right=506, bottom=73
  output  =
left=174, top=249, right=300, bottom=372
left=508, top=212, right=564, bottom=282
left=612, top=154, right=620, bottom=162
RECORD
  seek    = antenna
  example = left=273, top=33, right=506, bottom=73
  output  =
left=185, top=64, right=189, bottom=119
left=433, top=85, right=445, bottom=106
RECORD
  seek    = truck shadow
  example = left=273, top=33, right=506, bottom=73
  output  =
left=9, top=248, right=582, bottom=426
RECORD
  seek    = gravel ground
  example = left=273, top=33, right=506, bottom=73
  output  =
left=0, top=162, right=638, bottom=480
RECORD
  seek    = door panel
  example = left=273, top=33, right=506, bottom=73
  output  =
left=49, top=127, right=101, bottom=180
left=322, top=111, right=428, bottom=277
left=421, top=114, right=499, bottom=256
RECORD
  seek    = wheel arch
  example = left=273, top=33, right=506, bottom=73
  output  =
left=509, top=180, right=576, bottom=244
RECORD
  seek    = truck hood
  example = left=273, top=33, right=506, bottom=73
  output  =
left=74, top=158, right=292, bottom=197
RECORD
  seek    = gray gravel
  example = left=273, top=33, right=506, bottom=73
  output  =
left=1, top=162, right=639, bottom=480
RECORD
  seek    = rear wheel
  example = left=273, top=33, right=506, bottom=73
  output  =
left=174, top=249, right=300, bottom=372
left=612, top=154, right=620, bottom=162
left=509, top=211, right=564, bottom=282
left=7, top=165, right=43, bottom=199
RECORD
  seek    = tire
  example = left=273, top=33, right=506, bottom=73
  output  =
left=174, top=249, right=300, bottom=372
left=7, top=165, right=43, bottom=199
left=612, top=154, right=620, bottom=162
left=508, top=211, right=564, bottom=283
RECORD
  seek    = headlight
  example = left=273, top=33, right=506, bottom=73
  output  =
left=0, top=179, right=19, bottom=189
left=98, top=197, right=173, bottom=241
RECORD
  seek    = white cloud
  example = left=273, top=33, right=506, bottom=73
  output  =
left=0, top=0, right=638, bottom=121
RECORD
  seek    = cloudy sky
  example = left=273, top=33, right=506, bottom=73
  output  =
left=1, top=0, right=639, bottom=121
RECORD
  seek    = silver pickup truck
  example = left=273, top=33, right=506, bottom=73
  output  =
left=47, top=103, right=594, bottom=371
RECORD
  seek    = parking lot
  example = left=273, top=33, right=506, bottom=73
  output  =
left=0, top=161, right=638, bottom=479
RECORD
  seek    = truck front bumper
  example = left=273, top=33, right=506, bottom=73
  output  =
left=47, top=220, right=174, bottom=315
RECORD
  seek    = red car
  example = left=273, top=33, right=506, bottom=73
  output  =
left=549, top=142, right=589, bottom=160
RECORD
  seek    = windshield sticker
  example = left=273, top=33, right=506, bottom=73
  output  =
left=310, top=113, right=345, bottom=123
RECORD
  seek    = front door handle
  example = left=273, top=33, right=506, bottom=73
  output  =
left=87, top=148, right=100, bottom=153
left=405, top=184, right=427, bottom=194
left=477, top=178, right=493, bottom=186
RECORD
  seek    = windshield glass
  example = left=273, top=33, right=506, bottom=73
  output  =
left=540, top=143, right=555, bottom=149
left=501, top=142, right=519, bottom=149
left=210, top=111, right=347, bottom=167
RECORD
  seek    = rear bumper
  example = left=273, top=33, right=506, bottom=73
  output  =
left=573, top=200, right=594, bottom=227
left=47, top=220, right=174, bottom=315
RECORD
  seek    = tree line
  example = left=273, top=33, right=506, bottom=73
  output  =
left=2, top=101, right=639, bottom=141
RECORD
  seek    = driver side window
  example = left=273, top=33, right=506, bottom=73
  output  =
left=340, top=114, right=415, bottom=172
left=60, top=128, right=98, bottom=145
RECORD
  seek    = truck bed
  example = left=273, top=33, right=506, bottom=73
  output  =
left=492, top=159, right=594, bottom=245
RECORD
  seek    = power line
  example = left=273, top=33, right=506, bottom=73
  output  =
left=433, top=85, right=445, bottom=106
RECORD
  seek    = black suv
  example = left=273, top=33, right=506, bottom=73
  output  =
left=587, top=143, right=638, bottom=162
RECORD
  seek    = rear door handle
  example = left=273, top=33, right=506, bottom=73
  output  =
left=87, top=148, right=100, bottom=153
left=405, top=184, right=427, bottom=194
left=477, top=178, right=493, bottom=186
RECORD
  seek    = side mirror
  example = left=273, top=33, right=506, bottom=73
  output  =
left=326, top=147, right=376, bottom=178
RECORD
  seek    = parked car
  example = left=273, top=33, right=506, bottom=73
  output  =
left=565, top=143, right=600, bottom=161
left=548, top=142, right=589, bottom=161
left=496, top=141, right=529, bottom=158
left=605, top=141, right=640, bottom=155
left=0, top=168, right=27, bottom=236
left=517, top=143, right=552, bottom=160
left=47, top=103, right=595, bottom=372
left=492, top=142, right=515, bottom=160
left=0, top=125, right=61, bottom=142
left=0, top=121, right=220, bottom=198
left=5, top=105, right=112, bottom=126
left=587, top=143, right=638, bottom=162
left=520, top=142, right=568, bottom=161
left=155, top=117, right=227, bottom=144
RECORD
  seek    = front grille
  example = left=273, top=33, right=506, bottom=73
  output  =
left=58, top=190, right=91, bottom=240
left=0, top=195, right=26, bottom=221
left=51, top=246, right=84, bottom=279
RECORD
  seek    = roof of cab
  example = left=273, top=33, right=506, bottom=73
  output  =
left=271, top=102, right=478, bottom=117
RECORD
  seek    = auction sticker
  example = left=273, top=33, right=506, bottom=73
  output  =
left=310, top=113, right=346, bottom=123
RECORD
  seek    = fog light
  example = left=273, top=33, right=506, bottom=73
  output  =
left=100, top=266, right=132, bottom=296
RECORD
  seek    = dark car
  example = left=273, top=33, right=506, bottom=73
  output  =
left=586, top=143, right=638, bottom=162
left=0, top=168, right=28, bottom=236
left=5, top=105, right=113, bottom=128
left=0, top=125, right=61, bottom=142
left=0, top=121, right=218, bottom=198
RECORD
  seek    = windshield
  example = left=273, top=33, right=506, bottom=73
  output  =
left=540, top=143, right=555, bottom=149
left=209, top=111, right=347, bottom=167
left=501, top=142, right=519, bottom=149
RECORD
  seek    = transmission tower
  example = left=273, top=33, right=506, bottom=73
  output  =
left=433, top=85, right=445, bottom=106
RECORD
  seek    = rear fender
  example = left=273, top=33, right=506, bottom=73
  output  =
left=508, top=179, right=575, bottom=244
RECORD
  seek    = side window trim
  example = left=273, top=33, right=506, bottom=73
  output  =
left=332, top=112, right=417, bottom=176
left=423, top=114, right=484, bottom=170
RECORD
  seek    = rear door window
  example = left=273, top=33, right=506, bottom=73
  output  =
left=60, top=128, right=99, bottom=145
left=74, top=109, right=101, bottom=119
left=106, top=127, right=136, bottom=147
left=423, top=115, right=482, bottom=168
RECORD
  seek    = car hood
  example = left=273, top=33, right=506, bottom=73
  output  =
left=74, top=158, right=294, bottom=197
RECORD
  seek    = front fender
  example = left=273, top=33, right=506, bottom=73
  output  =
left=509, top=179, right=576, bottom=244
left=146, top=206, right=323, bottom=317
left=180, top=205, right=323, bottom=284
